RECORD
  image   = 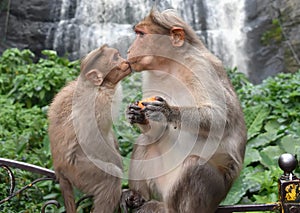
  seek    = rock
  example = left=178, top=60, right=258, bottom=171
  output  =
left=277, top=0, right=300, bottom=73
left=0, top=0, right=62, bottom=58
left=242, top=0, right=300, bottom=83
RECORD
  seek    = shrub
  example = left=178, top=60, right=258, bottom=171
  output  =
left=0, top=48, right=79, bottom=108
left=224, top=68, right=300, bottom=205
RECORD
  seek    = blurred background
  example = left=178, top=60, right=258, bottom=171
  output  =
left=0, top=0, right=299, bottom=83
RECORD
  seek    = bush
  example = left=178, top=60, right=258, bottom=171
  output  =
left=0, top=48, right=79, bottom=108
left=0, top=49, right=79, bottom=212
left=224, top=68, right=300, bottom=205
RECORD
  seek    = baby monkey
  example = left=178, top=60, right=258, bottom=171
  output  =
left=48, top=45, right=131, bottom=213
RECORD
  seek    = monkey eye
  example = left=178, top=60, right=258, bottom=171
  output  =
left=135, top=30, right=145, bottom=37
left=113, top=52, right=120, bottom=61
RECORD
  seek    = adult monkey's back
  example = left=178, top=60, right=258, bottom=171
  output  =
left=126, top=8, right=247, bottom=213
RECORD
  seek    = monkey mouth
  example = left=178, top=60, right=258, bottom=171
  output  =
left=127, top=56, right=139, bottom=65
left=124, top=62, right=132, bottom=74
left=128, top=60, right=139, bottom=71
left=128, top=60, right=137, bottom=67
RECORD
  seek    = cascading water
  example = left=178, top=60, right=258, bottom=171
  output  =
left=204, top=0, right=248, bottom=74
left=52, top=0, right=248, bottom=74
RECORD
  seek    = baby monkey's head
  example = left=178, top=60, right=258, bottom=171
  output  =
left=81, top=45, right=132, bottom=87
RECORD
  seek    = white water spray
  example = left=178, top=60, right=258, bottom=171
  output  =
left=53, top=0, right=248, bottom=74
left=204, top=0, right=248, bottom=74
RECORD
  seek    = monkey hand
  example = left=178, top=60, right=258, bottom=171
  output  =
left=142, top=96, right=173, bottom=122
left=120, top=189, right=145, bottom=212
left=127, top=101, right=148, bottom=125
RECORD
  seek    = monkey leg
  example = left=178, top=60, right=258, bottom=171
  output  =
left=57, top=174, right=76, bottom=213
left=166, top=156, right=227, bottom=213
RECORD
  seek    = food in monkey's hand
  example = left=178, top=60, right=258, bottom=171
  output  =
left=137, top=97, right=157, bottom=109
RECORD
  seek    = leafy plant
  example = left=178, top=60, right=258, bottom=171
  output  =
left=0, top=49, right=80, bottom=212
left=223, top=69, right=300, bottom=207
left=0, top=48, right=79, bottom=108
left=261, top=18, right=283, bottom=45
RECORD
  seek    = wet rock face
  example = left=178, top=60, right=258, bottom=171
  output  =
left=243, top=0, right=284, bottom=83
left=244, top=0, right=300, bottom=83
left=278, top=0, right=300, bottom=73
left=0, top=0, right=299, bottom=83
left=0, top=0, right=62, bottom=57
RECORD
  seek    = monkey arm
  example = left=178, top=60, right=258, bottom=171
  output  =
left=142, top=96, right=227, bottom=135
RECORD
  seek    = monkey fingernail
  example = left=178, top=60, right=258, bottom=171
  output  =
left=155, top=96, right=164, bottom=102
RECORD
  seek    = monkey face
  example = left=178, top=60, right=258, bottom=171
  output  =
left=127, top=21, right=185, bottom=72
left=127, top=22, right=172, bottom=72
left=103, top=47, right=132, bottom=84
left=83, top=46, right=132, bottom=86
left=127, top=25, right=154, bottom=71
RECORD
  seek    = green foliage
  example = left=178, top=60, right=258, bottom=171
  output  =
left=0, top=0, right=9, bottom=11
left=0, top=95, right=49, bottom=164
left=261, top=19, right=283, bottom=45
left=223, top=69, right=300, bottom=207
left=0, top=48, right=300, bottom=211
left=0, top=48, right=79, bottom=108
left=114, top=73, right=142, bottom=156
left=0, top=48, right=80, bottom=212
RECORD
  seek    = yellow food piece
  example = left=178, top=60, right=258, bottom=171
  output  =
left=138, top=97, right=156, bottom=109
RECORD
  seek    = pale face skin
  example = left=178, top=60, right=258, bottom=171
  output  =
left=127, top=23, right=185, bottom=73
left=102, top=47, right=132, bottom=84
left=127, top=24, right=158, bottom=71
left=83, top=46, right=132, bottom=87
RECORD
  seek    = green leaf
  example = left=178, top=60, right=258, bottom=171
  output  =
left=16, top=141, right=27, bottom=154
left=244, top=105, right=270, bottom=140
left=247, top=130, right=282, bottom=149
left=264, top=120, right=281, bottom=132
left=260, top=146, right=283, bottom=169
left=253, top=193, right=277, bottom=203
left=39, top=90, right=46, bottom=100
left=221, top=166, right=258, bottom=205
left=43, top=193, right=59, bottom=200
left=244, top=147, right=261, bottom=166
left=279, top=134, right=300, bottom=155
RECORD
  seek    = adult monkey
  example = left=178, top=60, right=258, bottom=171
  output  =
left=126, top=8, right=247, bottom=213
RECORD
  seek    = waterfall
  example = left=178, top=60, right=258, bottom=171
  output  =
left=52, top=0, right=168, bottom=59
left=52, top=0, right=248, bottom=74
left=204, top=0, right=248, bottom=74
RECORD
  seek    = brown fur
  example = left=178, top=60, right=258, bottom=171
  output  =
left=126, top=9, right=247, bottom=213
left=48, top=45, right=131, bottom=213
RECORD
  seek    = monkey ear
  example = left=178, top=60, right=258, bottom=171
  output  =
left=85, top=69, right=104, bottom=86
left=170, top=27, right=185, bottom=47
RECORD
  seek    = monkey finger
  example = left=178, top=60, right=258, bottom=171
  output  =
left=127, top=113, right=147, bottom=124
left=126, top=107, right=142, bottom=114
left=127, top=108, right=144, bottom=116
left=154, top=96, right=165, bottom=102
left=142, top=101, right=164, bottom=107
left=129, top=102, right=140, bottom=108
left=127, top=114, right=139, bottom=121
left=143, top=104, right=162, bottom=112
left=127, top=108, right=142, bottom=114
